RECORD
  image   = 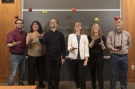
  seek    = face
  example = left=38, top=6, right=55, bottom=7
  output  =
left=32, top=22, right=39, bottom=31
left=50, top=19, right=58, bottom=28
left=15, top=20, right=24, bottom=29
left=93, top=24, right=99, bottom=33
left=75, top=23, right=82, bottom=32
left=114, top=19, right=123, bottom=30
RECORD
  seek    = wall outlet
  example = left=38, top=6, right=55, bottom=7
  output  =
left=131, top=65, right=135, bottom=70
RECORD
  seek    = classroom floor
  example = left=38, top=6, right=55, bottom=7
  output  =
left=0, top=81, right=135, bottom=89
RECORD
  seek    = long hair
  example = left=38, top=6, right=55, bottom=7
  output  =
left=30, top=21, right=43, bottom=34
left=90, top=23, right=102, bottom=38
left=73, top=22, right=84, bottom=35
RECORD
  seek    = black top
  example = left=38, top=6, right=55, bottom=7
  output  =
left=39, top=30, right=66, bottom=59
left=76, top=35, right=81, bottom=60
left=88, top=35, right=106, bottom=58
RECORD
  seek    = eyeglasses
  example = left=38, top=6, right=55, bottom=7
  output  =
left=16, top=23, right=23, bottom=24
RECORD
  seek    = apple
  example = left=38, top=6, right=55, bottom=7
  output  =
left=28, top=7, right=32, bottom=12
left=72, top=8, right=76, bottom=12
left=114, top=16, right=119, bottom=20
left=43, top=10, right=47, bottom=14
left=95, top=18, right=99, bottom=22
left=14, top=15, right=19, bottom=19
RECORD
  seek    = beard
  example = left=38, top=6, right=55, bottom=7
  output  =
left=50, top=25, right=56, bottom=29
left=16, top=27, right=23, bottom=30
left=116, top=25, right=121, bottom=30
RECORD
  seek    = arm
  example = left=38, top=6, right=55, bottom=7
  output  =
left=106, top=33, right=114, bottom=50
left=88, top=36, right=96, bottom=48
left=61, top=33, right=66, bottom=59
left=83, top=35, right=89, bottom=66
left=6, top=33, right=20, bottom=47
left=39, top=33, right=46, bottom=45
left=26, top=33, right=31, bottom=45
left=84, top=35, right=89, bottom=61
left=127, top=32, right=131, bottom=49
left=101, top=36, right=106, bottom=50
left=67, top=34, right=72, bottom=51
left=7, top=42, right=18, bottom=47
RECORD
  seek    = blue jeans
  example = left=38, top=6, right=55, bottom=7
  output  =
left=110, top=54, right=128, bottom=89
left=8, top=54, right=26, bottom=85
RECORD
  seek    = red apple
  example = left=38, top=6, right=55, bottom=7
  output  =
left=28, top=7, right=32, bottom=12
left=72, top=8, right=76, bottom=12
left=114, top=16, right=119, bottom=20
left=14, top=15, right=19, bottom=19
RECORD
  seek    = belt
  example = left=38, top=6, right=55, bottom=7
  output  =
left=112, top=54, right=127, bottom=57
left=11, top=52, right=25, bottom=55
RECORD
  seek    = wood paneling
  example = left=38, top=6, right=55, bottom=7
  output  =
left=122, top=0, right=135, bottom=82
left=0, top=86, right=37, bottom=89
left=0, top=0, right=21, bottom=83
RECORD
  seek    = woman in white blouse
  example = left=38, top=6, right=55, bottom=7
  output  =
left=67, top=22, right=89, bottom=89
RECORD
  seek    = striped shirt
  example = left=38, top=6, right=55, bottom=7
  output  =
left=107, top=30, right=131, bottom=54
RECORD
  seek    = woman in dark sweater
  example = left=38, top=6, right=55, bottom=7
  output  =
left=88, top=23, right=106, bottom=89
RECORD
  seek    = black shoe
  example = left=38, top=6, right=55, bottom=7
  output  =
left=39, top=84, right=45, bottom=88
left=53, top=85, right=59, bottom=89
left=18, top=83, right=24, bottom=86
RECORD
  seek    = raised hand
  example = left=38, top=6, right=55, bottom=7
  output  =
left=111, top=47, right=119, bottom=52
left=28, top=36, right=33, bottom=43
left=99, top=39, right=104, bottom=45
left=70, top=44, right=78, bottom=51
left=13, top=40, right=21, bottom=46
left=37, top=33, right=44, bottom=39
left=91, top=36, right=98, bottom=41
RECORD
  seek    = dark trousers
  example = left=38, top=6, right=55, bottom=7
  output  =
left=45, top=55, right=61, bottom=89
left=70, top=60, right=88, bottom=89
left=110, top=54, right=128, bottom=89
left=88, top=57, right=104, bottom=89
left=28, top=55, right=45, bottom=86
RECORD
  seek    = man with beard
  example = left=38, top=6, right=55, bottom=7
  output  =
left=38, top=19, right=66, bottom=89
left=6, top=19, right=27, bottom=85
left=107, top=18, right=131, bottom=89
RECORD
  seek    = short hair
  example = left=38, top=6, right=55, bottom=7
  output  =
left=50, top=19, right=59, bottom=24
left=15, top=19, right=24, bottom=24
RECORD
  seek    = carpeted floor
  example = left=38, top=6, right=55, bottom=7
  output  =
left=0, top=81, right=135, bottom=89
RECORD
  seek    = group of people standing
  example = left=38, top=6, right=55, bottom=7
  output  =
left=6, top=18, right=131, bottom=89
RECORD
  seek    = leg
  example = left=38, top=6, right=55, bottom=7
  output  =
left=8, top=54, right=20, bottom=86
left=45, top=55, right=54, bottom=89
left=18, top=54, right=26, bottom=85
left=96, top=58, right=104, bottom=89
left=37, top=55, right=45, bottom=87
left=88, top=60, right=96, bottom=89
left=110, top=54, right=119, bottom=89
left=78, top=60, right=88, bottom=89
left=53, top=56, right=61, bottom=89
left=70, top=60, right=80, bottom=88
left=27, top=55, right=36, bottom=85
left=119, top=55, right=128, bottom=89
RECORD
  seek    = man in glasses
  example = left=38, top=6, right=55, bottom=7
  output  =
left=6, top=19, right=27, bottom=86
left=107, top=18, right=131, bottom=89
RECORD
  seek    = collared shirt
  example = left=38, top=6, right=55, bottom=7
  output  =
left=6, top=29, right=27, bottom=53
left=107, top=30, right=131, bottom=54
left=39, top=30, right=66, bottom=59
